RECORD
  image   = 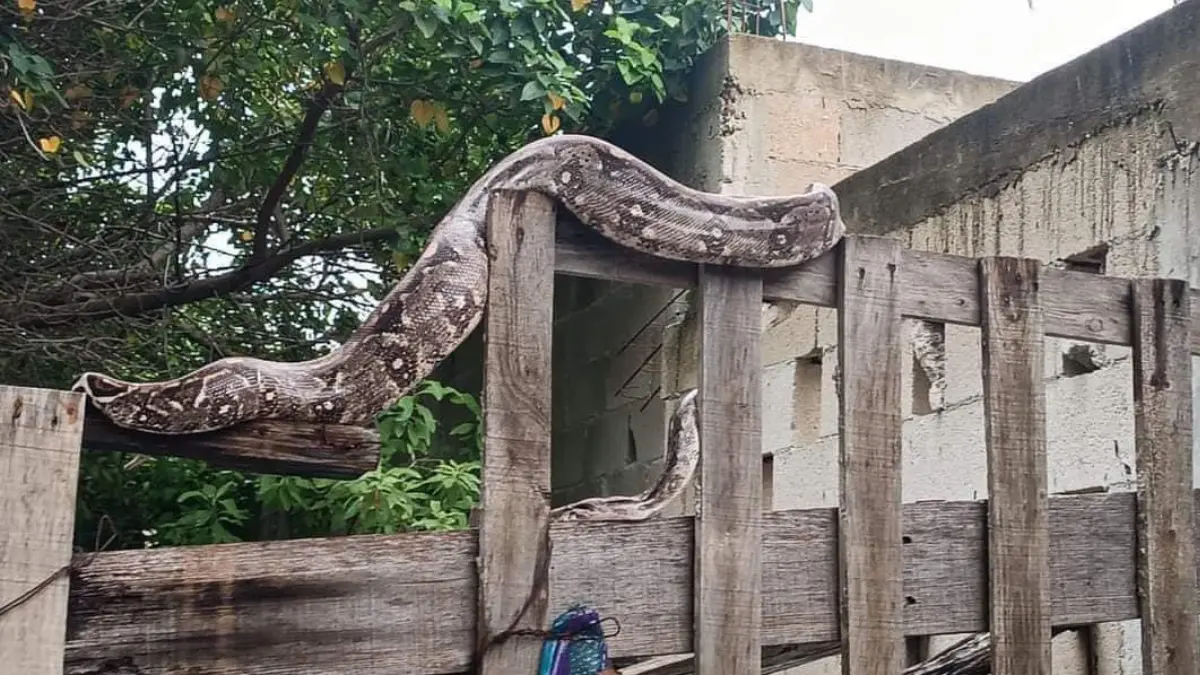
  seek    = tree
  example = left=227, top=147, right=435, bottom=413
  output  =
left=2, top=0, right=805, bottom=550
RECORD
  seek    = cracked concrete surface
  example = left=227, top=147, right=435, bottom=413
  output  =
left=549, top=3, right=1200, bottom=669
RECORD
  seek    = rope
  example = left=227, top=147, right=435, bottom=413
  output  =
left=0, top=560, right=81, bottom=619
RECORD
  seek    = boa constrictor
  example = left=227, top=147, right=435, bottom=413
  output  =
left=73, top=134, right=846, bottom=522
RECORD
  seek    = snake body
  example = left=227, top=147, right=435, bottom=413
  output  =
left=73, top=134, right=846, bottom=521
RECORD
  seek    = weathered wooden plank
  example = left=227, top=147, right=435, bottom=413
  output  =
left=1, top=386, right=86, bottom=675
left=1130, top=278, right=1198, bottom=675
left=65, top=492, right=1160, bottom=675
left=837, top=237, right=905, bottom=675
left=553, top=228, right=1200, bottom=353
left=978, top=258, right=1050, bottom=675
left=62, top=231, right=1200, bottom=481
left=554, top=218, right=697, bottom=289
left=82, top=410, right=379, bottom=478
left=616, top=641, right=840, bottom=675
left=694, top=265, right=763, bottom=674
left=476, top=190, right=557, bottom=674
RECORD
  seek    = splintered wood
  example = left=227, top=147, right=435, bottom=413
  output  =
left=11, top=227, right=1200, bottom=675
left=978, top=258, right=1051, bottom=675
left=837, top=237, right=905, bottom=675
left=694, top=265, right=763, bottom=675
left=0, top=386, right=85, bottom=675
left=1130, top=279, right=1198, bottom=675
left=476, top=190, right=557, bottom=674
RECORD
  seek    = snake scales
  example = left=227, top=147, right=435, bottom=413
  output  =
left=73, top=134, right=846, bottom=522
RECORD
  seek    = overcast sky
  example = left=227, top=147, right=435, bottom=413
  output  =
left=789, top=0, right=1175, bottom=82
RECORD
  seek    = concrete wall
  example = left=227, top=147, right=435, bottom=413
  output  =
left=548, top=34, right=1017, bottom=514
left=554, top=1, right=1200, bottom=672
left=767, top=2, right=1199, bottom=673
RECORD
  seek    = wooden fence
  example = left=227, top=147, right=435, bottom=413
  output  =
left=2, top=190, right=1199, bottom=675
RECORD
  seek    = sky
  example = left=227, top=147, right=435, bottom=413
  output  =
left=788, top=0, right=1176, bottom=82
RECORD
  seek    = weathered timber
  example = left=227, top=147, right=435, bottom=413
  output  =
left=1130, top=278, right=1198, bottom=675
left=554, top=227, right=1200, bottom=353
left=66, top=231, right=1200, bottom=481
left=82, top=407, right=380, bottom=478
left=902, top=627, right=1075, bottom=675
left=978, top=258, right=1051, bottom=675
left=476, top=190, right=557, bottom=673
left=1, top=386, right=85, bottom=675
left=694, top=265, right=763, bottom=675
left=65, top=491, right=1162, bottom=675
left=619, top=627, right=1079, bottom=675
left=837, top=237, right=905, bottom=675
left=617, top=642, right=840, bottom=675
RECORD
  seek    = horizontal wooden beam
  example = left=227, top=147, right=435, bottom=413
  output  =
left=67, top=489, right=1170, bottom=675
left=81, top=405, right=379, bottom=478
left=68, top=225, right=1199, bottom=483
left=555, top=223, right=1200, bottom=353
left=75, top=225, right=1193, bottom=478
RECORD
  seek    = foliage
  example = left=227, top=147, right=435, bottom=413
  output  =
left=75, top=379, right=484, bottom=549
left=4, top=0, right=807, bottom=551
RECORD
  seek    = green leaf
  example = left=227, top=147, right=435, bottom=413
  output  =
left=413, top=12, right=439, bottom=38
left=519, top=80, right=545, bottom=100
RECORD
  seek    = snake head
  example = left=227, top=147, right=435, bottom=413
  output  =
left=73, top=372, right=174, bottom=433
left=71, top=370, right=249, bottom=435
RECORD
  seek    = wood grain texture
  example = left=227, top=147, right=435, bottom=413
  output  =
left=82, top=409, right=379, bottom=478
left=617, top=641, right=840, bottom=675
left=476, top=190, right=557, bottom=674
left=64, top=231, right=1200, bottom=481
left=837, top=237, right=905, bottom=675
left=1130, top=278, right=1198, bottom=675
left=978, top=258, right=1050, bottom=675
left=553, top=228, right=1200, bottom=353
left=1, top=386, right=86, bottom=675
left=694, top=265, right=764, bottom=675
left=64, top=491, right=1178, bottom=675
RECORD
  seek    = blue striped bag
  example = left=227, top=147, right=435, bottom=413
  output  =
left=537, top=604, right=614, bottom=675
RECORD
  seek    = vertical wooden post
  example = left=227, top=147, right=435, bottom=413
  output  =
left=476, top=190, right=557, bottom=674
left=694, top=264, right=763, bottom=675
left=837, top=236, right=905, bottom=675
left=1130, top=278, right=1197, bottom=675
left=0, top=386, right=85, bottom=675
left=978, top=257, right=1051, bottom=675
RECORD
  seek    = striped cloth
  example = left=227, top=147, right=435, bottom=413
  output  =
left=537, top=604, right=612, bottom=675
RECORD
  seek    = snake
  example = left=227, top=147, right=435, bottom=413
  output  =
left=72, top=133, right=846, bottom=522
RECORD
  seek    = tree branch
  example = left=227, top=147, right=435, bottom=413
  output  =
left=249, top=69, right=350, bottom=263
left=4, top=226, right=396, bottom=329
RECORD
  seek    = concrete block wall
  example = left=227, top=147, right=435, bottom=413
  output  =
left=549, top=34, right=1016, bottom=512
left=761, top=3, right=1200, bottom=673
left=553, top=3, right=1200, bottom=669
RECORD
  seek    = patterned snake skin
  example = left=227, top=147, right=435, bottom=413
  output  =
left=72, top=134, right=847, bottom=522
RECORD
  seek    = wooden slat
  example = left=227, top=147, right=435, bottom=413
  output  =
left=65, top=491, right=1159, bottom=675
left=553, top=228, right=1200, bottom=353
left=978, top=258, right=1051, bottom=675
left=476, top=190, right=557, bottom=673
left=1, top=386, right=86, bottom=675
left=837, top=237, right=905, bottom=675
left=64, top=230, right=1200, bottom=481
left=1130, top=278, right=1198, bottom=675
left=82, top=410, right=379, bottom=478
left=694, top=266, right=763, bottom=674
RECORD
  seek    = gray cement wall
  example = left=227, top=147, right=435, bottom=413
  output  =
left=549, top=34, right=1016, bottom=515
left=768, top=3, right=1199, bottom=673
left=553, top=1, right=1200, bottom=672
